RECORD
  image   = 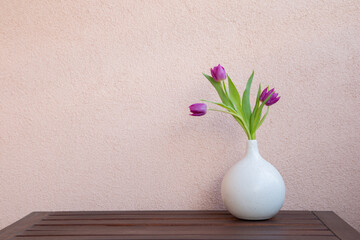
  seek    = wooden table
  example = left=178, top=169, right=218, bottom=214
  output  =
left=0, top=211, right=359, bottom=240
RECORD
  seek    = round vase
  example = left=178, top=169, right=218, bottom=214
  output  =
left=221, top=140, right=285, bottom=220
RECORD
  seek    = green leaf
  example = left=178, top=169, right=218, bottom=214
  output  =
left=249, top=112, right=255, bottom=135
left=254, top=84, right=262, bottom=113
left=250, top=84, right=261, bottom=133
left=203, top=73, right=231, bottom=106
left=242, top=71, right=254, bottom=125
left=227, top=74, right=242, bottom=114
left=253, top=91, right=274, bottom=130
left=256, top=106, right=269, bottom=131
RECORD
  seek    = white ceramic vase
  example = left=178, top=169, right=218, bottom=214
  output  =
left=221, top=140, right=285, bottom=220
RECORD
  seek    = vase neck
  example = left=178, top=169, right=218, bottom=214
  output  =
left=245, top=140, right=261, bottom=159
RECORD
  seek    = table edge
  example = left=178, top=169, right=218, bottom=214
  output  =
left=0, top=212, right=49, bottom=239
left=1, top=211, right=358, bottom=240
left=313, top=211, right=360, bottom=240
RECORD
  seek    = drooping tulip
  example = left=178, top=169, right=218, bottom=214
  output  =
left=211, top=64, right=227, bottom=82
left=260, top=87, right=280, bottom=106
left=189, top=103, right=207, bottom=116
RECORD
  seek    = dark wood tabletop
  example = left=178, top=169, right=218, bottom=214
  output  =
left=0, top=210, right=359, bottom=240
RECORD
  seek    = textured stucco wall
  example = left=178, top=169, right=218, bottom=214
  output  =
left=1, top=0, right=359, bottom=231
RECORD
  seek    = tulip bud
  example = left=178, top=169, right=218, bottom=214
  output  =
left=259, top=87, right=280, bottom=106
left=189, top=103, right=207, bottom=116
left=211, top=64, right=227, bottom=82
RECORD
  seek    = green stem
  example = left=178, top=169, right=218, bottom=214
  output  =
left=222, top=81, right=228, bottom=96
left=250, top=132, right=256, bottom=140
left=208, top=109, right=251, bottom=139
left=208, top=108, right=241, bottom=118
left=234, top=117, right=251, bottom=139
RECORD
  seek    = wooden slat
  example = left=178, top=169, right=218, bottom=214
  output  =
left=17, top=227, right=335, bottom=236
left=313, top=211, right=360, bottom=240
left=48, top=210, right=315, bottom=216
left=43, top=212, right=318, bottom=221
left=29, top=224, right=328, bottom=231
left=34, top=218, right=324, bottom=226
left=49, top=210, right=230, bottom=215
left=13, top=235, right=340, bottom=240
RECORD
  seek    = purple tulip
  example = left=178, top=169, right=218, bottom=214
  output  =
left=211, top=64, right=227, bottom=82
left=259, top=87, right=280, bottom=106
left=189, top=103, right=207, bottom=116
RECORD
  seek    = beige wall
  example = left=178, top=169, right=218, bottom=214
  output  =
left=1, top=0, right=359, bottom=231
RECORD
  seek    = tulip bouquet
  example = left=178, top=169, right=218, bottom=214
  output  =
left=189, top=65, right=280, bottom=140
